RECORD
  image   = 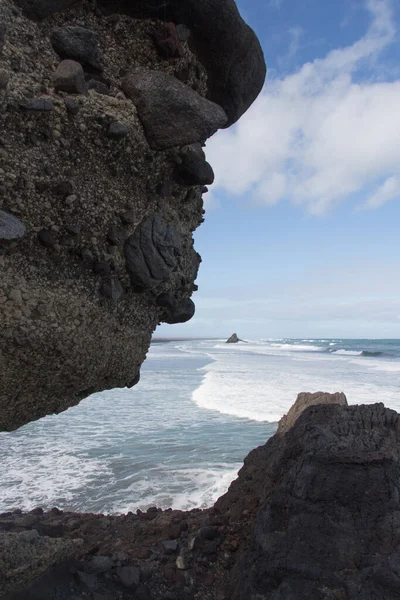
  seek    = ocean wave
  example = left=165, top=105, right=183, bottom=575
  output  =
left=331, top=350, right=362, bottom=356
left=361, top=351, right=384, bottom=357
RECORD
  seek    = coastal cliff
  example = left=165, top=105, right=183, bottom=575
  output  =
left=2, top=393, right=400, bottom=599
left=0, top=0, right=266, bottom=431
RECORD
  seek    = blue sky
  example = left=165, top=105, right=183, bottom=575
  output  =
left=158, top=0, right=400, bottom=339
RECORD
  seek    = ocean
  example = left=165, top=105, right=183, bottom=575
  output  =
left=0, top=338, right=399, bottom=514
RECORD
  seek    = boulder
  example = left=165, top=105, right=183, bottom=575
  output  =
left=156, top=293, right=195, bottom=324
left=277, top=391, right=348, bottom=435
left=52, top=59, right=86, bottom=94
left=97, top=0, right=266, bottom=126
left=124, top=215, right=182, bottom=290
left=122, top=68, right=227, bottom=150
left=50, top=26, right=102, bottom=72
left=176, top=144, right=215, bottom=186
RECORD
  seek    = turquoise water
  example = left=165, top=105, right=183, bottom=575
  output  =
left=0, top=338, right=399, bottom=514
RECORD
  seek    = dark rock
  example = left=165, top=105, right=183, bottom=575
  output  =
left=52, top=59, right=86, bottom=94
left=122, top=68, right=227, bottom=150
left=37, top=229, right=56, bottom=247
left=127, top=371, right=140, bottom=388
left=13, top=0, right=78, bottom=20
left=50, top=507, right=62, bottom=514
left=93, top=260, right=111, bottom=276
left=156, top=294, right=195, bottom=325
left=163, top=540, right=178, bottom=554
left=84, top=555, right=113, bottom=574
left=0, top=24, right=6, bottom=53
left=50, top=26, right=102, bottom=72
left=30, top=507, right=44, bottom=515
left=65, top=96, right=80, bottom=115
left=19, top=97, right=53, bottom=111
left=135, top=584, right=153, bottom=600
left=119, top=211, right=134, bottom=225
left=65, top=224, right=80, bottom=236
left=107, top=121, right=129, bottom=140
left=217, top=401, right=400, bottom=600
left=0, top=69, right=10, bottom=90
left=124, top=215, right=181, bottom=290
left=156, top=182, right=172, bottom=198
left=153, top=22, right=183, bottom=59
left=226, top=333, right=246, bottom=343
left=37, top=520, right=64, bottom=537
left=88, top=79, right=110, bottom=95
left=76, top=570, right=99, bottom=591
left=52, top=180, right=73, bottom=197
left=97, top=0, right=266, bottom=126
left=176, top=24, right=191, bottom=42
left=107, top=227, right=125, bottom=246
left=174, top=66, right=190, bottom=83
left=199, top=526, right=219, bottom=540
left=277, top=391, right=348, bottom=436
left=115, top=565, right=140, bottom=588
left=176, top=144, right=214, bottom=186
left=100, top=278, right=124, bottom=302
left=0, top=210, right=26, bottom=245
left=81, top=248, right=94, bottom=263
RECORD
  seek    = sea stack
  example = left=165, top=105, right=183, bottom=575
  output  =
left=226, top=333, right=243, bottom=343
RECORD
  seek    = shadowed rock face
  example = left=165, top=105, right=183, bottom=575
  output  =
left=217, top=400, right=400, bottom=600
left=14, top=0, right=266, bottom=126
left=0, top=0, right=266, bottom=431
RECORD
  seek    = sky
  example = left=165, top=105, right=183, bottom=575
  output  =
left=157, top=0, right=400, bottom=339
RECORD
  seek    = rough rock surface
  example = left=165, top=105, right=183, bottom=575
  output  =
left=2, top=396, right=400, bottom=600
left=277, top=390, right=348, bottom=435
left=122, top=68, right=227, bottom=150
left=217, top=400, right=400, bottom=600
left=0, top=0, right=265, bottom=431
left=96, top=0, right=267, bottom=127
left=0, top=530, right=81, bottom=596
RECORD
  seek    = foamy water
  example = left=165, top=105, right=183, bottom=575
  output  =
left=0, top=338, right=399, bottom=514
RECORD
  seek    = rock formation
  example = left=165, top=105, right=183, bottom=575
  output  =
left=276, top=390, right=348, bottom=435
left=217, top=396, right=400, bottom=600
left=0, top=0, right=266, bottom=431
left=226, top=333, right=246, bottom=343
left=2, top=394, right=400, bottom=599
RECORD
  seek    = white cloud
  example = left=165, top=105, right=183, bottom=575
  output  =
left=361, top=175, right=400, bottom=209
left=207, top=0, right=400, bottom=215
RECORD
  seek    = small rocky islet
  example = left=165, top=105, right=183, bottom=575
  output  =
left=1, top=1, right=398, bottom=599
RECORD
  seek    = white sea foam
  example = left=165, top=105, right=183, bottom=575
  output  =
left=332, top=350, right=362, bottom=356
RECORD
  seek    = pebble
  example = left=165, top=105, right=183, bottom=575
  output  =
left=107, top=121, right=130, bottom=140
left=19, top=98, right=53, bottom=112
left=8, top=289, right=22, bottom=305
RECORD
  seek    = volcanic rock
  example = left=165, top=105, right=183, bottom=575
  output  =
left=97, top=0, right=266, bottom=126
left=277, top=390, right=348, bottom=435
left=124, top=215, right=181, bottom=290
left=0, top=0, right=265, bottom=433
left=50, top=26, right=102, bottom=72
left=122, top=68, right=228, bottom=150
left=226, top=333, right=245, bottom=343
left=52, top=59, right=86, bottom=94
left=176, top=144, right=215, bottom=186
